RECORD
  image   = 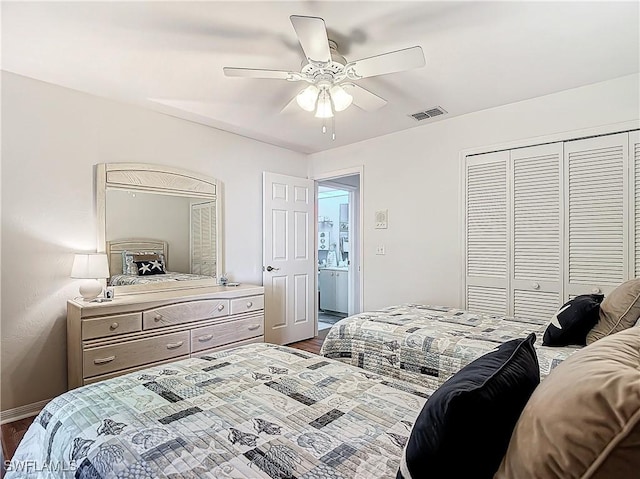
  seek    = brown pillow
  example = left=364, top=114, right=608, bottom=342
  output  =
left=133, top=253, right=160, bottom=262
left=587, top=278, right=640, bottom=345
left=495, top=327, right=640, bottom=479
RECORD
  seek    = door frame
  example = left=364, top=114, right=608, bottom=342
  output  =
left=313, top=166, right=364, bottom=325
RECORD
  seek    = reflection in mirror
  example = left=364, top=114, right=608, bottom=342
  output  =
left=96, top=163, right=221, bottom=294
left=105, top=190, right=217, bottom=286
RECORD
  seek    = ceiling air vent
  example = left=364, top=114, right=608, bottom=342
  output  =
left=409, top=106, right=447, bottom=121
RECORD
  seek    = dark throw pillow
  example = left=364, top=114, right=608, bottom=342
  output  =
left=398, top=333, right=540, bottom=479
left=134, top=260, right=166, bottom=276
left=542, top=294, right=604, bottom=346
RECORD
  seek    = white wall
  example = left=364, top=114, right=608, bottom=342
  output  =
left=0, top=72, right=307, bottom=412
left=309, top=74, right=640, bottom=311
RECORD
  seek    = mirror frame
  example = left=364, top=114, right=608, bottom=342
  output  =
left=96, top=162, right=222, bottom=295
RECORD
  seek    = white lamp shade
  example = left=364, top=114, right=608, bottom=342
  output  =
left=329, top=85, right=353, bottom=112
left=315, top=90, right=334, bottom=118
left=296, top=85, right=319, bottom=112
left=71, top=253, right=110, bottom=279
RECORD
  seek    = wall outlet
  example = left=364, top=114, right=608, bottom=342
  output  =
left=376, top=245, right=386, bottom=255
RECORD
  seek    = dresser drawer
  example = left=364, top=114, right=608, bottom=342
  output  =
left=230, top=295, right=264, bottom=315
left=83, top=331, right=189, bottom=378
left=191, top=315, right=264, bottom=353
left=82, top=313, right=142, bottom=340
left=143, top=299, right=229, bottom=330
left=84, top=355, right=189, bottom=385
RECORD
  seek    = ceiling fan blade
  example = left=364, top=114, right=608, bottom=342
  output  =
left=342, top=83, right=387, bottom=112
left=290, top=15, right=331, bottom=64
left=223, top=67, right=298, bottom=80
left=347, top=46, right=426, bottom=79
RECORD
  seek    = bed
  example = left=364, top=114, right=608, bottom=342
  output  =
left=7, top=343, right=430, bottom=479
left=106, top=238, right=214, bottom=286
left=320, top=304, right=580, bottom=391
left=108, top=272, right=214, bottom=286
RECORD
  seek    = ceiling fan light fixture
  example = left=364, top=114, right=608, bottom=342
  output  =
left=315, top=89, right=334, bottom=118
left=329, top=85, right=353, bottom=112
left=296, top=84, right=319, bottom=112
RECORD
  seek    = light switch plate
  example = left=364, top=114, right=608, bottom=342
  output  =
left=375, top=210, right=388, bottom=229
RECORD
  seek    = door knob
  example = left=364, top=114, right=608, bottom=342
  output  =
left=266, top=266, right=280, bottom=272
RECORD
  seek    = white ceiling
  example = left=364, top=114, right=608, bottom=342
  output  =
left=2, top=1, right=638, bottom=154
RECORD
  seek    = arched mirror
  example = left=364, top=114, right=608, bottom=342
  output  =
left=96, top=163, right=222, bottom=294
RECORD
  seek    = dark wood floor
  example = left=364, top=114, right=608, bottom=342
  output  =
left=0, top=330, right=329, bottom=463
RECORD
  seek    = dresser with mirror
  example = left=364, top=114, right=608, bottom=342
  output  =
left=67, top=163, right=264, bottom=388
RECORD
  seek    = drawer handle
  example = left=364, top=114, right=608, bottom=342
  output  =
left=246, top=301, right=253, bottom=308
left=166, top=341, right=184, bottom=350
left=109, top=322, right=119, bottom=330
left=532, top=282, right=540, bottom=290
left=248, top=324, right=261, bottom=331
left=217, top=304, right=225, bottom=311
left=94, top=356, right=116, bottom=365
left=154, top=315, right=163, bottom=322
left=198, top=334, right=214, bottom=342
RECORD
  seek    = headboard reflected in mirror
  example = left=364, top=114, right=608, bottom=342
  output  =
left=96, top=163, right=222, bottom=295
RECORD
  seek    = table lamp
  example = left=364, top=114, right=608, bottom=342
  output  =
left=71, top=253, right=110, bottom=301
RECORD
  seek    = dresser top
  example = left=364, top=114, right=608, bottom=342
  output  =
left=68, top=283, right=264, bottom=317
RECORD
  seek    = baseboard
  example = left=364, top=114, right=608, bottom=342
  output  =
left=0, top=399, right=50, bottom=425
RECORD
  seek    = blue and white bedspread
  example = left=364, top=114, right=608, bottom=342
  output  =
left=320, top=304, right=581, bottom=391
left=7, top=343, right=431, bottom=478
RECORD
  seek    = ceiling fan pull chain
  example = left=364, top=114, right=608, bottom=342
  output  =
left=332, top=116, right=336, bottom=141
left=322, top=118, right=327, bottom=134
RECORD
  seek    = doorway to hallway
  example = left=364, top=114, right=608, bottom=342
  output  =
left=316, top=173, right=361, bottom=331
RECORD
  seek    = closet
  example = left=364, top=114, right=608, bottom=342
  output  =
left=190, top=200, right=217, bottom=275
left=464, top=129, right=639, bottom=319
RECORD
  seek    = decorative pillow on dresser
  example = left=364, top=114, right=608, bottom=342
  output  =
left=122, top=250, right=166, bottom=275
left=587, top=278, right=640, bottom=345
left=134, top=260, right=166, bottom=276
left=495, top=326, right=640, bottom=479
left=542, top=294, right=604, bottom=346
left=398, top=333, right=540, bottom=479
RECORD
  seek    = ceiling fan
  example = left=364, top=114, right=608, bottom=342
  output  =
left=223, top=15, right=426, bottom=125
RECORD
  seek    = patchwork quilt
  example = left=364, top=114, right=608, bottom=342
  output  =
left=7, top=344, right=430, bottom=479
left=320, top=304, right=581, bottom=391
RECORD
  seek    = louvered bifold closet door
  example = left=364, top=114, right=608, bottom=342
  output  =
left=511, top=143, right=562, bottom=324
left=465, top=151, right=509, bottom=315
left=565, top=132, right=629, bottom=297
left=190, top=201, right=217, bottom=276
left=632, top=131, right=640, bottom=279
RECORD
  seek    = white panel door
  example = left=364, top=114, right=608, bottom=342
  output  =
left=564, top=132, right=629, bottom=296
left=511, top=143, right=562, bottom=323
left=263, top=172, right=315, bottom=344
left=465, top=151, right=509, bottom=315
left=632, top=131, right=640, bottom=279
